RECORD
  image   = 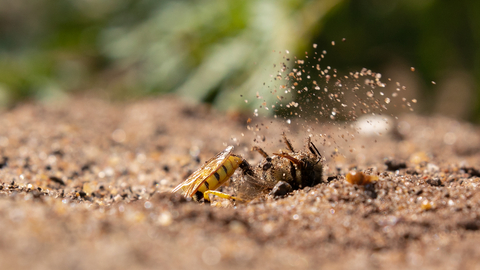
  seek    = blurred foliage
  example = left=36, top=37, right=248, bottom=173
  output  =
left=99, top=0, right=341, bottom=111
left=0, top=0, right=341, bottom=110
left=0, top=0, right=479, bottom=121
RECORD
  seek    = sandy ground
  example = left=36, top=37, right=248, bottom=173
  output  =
left=0, top=96, right=480, bottom=269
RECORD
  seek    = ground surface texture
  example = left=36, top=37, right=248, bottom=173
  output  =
left=1, top=96, right=480, bottom=270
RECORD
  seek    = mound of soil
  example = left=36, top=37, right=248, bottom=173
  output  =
left=0, top=96, right=479, bottom=269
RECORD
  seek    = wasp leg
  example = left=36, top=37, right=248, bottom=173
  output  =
left=282, top=133, right=295, bottom=152
left=204, top=190, right=246, bottom=202
left=252, top=146, right=269, bottom=158
left=273, top=153, right=302, bottom=165
left=238, top=158, right=255, bottom=177
left=306, top=137, right=313, bottom=154
left=306, top=138, right=322, bottom=159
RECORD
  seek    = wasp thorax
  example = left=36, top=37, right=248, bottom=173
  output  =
left=251, top=135, right=323, bottom=192
left=255, top=155, right=294, bottom=188
left=298, top=155, right=323, bottom=188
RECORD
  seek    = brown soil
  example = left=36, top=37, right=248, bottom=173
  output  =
left=1, top=96, right=480, bottom=269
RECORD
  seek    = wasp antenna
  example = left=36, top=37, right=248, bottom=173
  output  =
left=274, top=153, right=301, bottom=165
left=252, top=146, right=269, bottom=158
left=282, top=132, right=295, bottom=152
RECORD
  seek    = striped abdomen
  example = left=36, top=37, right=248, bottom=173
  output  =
left=196, top=155, right=243, bottom=195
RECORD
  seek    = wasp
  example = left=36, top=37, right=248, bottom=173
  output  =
left=171, top=145, right=251, bottom=202
left=171, top=134, right=323, bottom=202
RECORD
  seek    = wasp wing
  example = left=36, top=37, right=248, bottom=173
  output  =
left=231, top=174, right=271, bottom=202
left=171, top=146, right=234, bottom=197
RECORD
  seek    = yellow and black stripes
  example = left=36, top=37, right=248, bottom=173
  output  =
left=195, top=155, right=245, bottom=201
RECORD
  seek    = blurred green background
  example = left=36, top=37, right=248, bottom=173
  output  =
left=0, top=0, right=479, bottom=121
